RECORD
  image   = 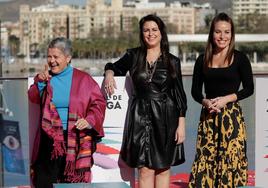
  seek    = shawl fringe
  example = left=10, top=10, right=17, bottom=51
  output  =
left=51, top=140, right=66, bottom=159
left=64, top=161, right=90, bottom=182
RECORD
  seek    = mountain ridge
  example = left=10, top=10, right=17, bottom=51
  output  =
left=0, top=0, right=50, bottom=22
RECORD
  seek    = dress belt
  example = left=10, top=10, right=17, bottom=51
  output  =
left=133, top=92, right=168, bottom=101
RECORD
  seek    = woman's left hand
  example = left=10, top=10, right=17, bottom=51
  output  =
left=175, top=117, right=186, bottom=144
left=210, top=96, right=227, bottom=111
left=75, top=118, right=91, bottom=130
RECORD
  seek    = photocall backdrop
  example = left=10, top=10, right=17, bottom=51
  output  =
left=28, top=76, right=266, bottom=187
left=255, top=77, right=268, bottom=188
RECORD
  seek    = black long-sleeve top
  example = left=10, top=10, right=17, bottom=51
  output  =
left=191, top=50, right=254, bottom=104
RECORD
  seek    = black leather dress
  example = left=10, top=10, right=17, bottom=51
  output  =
left=105, top=47, right=187, bottom=169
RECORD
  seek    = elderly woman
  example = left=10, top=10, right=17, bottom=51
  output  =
left=28, top=37, right=106, bottom=188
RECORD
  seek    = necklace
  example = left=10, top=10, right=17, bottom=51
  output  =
left=145, top=51, right=161, bottom=83
left=146, top=59, right=158, bottom=83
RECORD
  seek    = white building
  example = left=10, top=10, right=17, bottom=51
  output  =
left=232, top=0, right=268, bottom=21
left=19, top=0, right=215, bottom=56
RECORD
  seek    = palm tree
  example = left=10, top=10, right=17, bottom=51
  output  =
left=59, top=26, right=66, bottom=33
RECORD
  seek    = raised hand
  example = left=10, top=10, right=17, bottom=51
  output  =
left=37, top=64, right=51, bottom=82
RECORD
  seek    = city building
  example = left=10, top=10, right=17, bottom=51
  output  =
left=19, top=0, right=214, bottom=57
left=232, top=0, right=268, bottom=21
left=0, top=26, right=8, bottom=50
left=0, top=21, right=20, bottom=63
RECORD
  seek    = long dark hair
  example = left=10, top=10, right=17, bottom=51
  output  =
left=137, top=14, right=176, bottom=78
left=204, top=12, right=235, bottom=69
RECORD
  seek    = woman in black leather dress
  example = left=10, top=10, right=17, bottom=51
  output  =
left=104, top=14, right=187, bottom=188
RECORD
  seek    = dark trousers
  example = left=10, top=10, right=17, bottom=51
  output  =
left=33, top=130, right=67, bottom=188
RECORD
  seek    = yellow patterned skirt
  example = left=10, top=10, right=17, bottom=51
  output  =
left=188, top=102, right=248, bottom=188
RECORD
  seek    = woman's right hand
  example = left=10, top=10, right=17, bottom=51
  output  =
left=104, top=70, right=117, bottom=96
left=37, top=64, right=51, bottom=82
left=202, top=98, right=220, bottom=113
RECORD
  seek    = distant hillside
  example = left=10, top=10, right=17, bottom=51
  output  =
left=0, top=0, right=50, bottom=22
